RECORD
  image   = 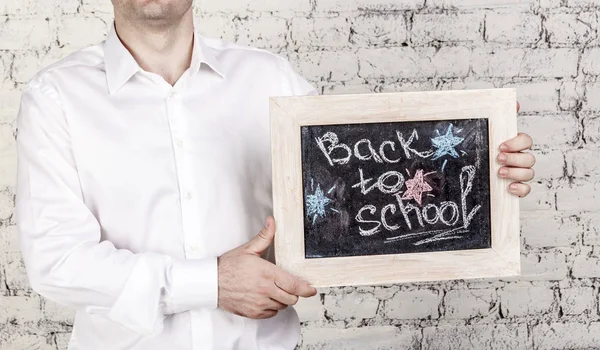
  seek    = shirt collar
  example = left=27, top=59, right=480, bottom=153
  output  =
left=104, top=19, right=225, bottom=95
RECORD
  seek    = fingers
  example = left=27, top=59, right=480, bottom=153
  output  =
left=244, top=217, right=276, bottom=255
left=516, top=101, right=520, bottom=113
left=509, top=182, right=531, bottom=197
left=500, top=132, right=533, bottom=153
left=270, top=285, right=300, bottom=306
left=499, top=167, right=534, bottom=182
left=497, top=152, right=536, bottom=168
left=252, top=309, right=278, bottom=319
left=274, top=270, right=317, bottom=298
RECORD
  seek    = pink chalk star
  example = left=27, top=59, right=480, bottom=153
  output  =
left=401, top=169, right=433, bottom=206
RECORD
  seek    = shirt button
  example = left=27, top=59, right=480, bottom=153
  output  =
left=185, top=192, right=192, bottom=200
left=176, top=140, right=183, bottom=148
left=169, top=91, right=180, bottom=99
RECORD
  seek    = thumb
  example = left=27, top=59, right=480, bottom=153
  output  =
left=244, top=216, right=276, bottom=255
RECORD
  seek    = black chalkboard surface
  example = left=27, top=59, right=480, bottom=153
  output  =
left=301, top=118, right=491, bottom=259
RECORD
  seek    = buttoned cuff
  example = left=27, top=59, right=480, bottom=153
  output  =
left=166, top=257, right=218, bottom=314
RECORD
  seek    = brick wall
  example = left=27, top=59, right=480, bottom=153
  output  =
left=0, top=0, right=598, bottom=349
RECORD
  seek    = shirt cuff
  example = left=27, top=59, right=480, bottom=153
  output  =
left=166, top=257, right=218, bottom=314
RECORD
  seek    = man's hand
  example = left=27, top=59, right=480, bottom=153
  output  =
left=498, top=101, right=535, bottom=197
left=217, top=216, right=317, bottom=319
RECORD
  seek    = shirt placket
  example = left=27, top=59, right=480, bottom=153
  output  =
left=165, top=89, right=201, bottom=259
left=164, top=85, right=214, bottom=350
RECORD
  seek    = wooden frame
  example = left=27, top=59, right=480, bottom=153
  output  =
left=270, top=88, right=520, bottom=287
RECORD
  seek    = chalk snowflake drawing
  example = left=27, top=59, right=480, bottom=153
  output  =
left=431, top=124, right=465, bottom=160
left=305, top=179, right=335, bottom=225
left=401, top=169, right=434, bottom=206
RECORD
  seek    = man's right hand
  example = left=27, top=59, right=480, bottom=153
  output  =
left=217, top=216, right=317, bottom=319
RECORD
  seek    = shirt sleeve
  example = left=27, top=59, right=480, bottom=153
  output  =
left=278, top=56, right=319, bottom=97
left=15, top=80, right=217, bottom=336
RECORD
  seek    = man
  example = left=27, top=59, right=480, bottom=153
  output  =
left=14, top=1, right=535, bottom=349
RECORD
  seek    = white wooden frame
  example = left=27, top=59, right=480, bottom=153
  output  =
left=270, top=88, right=520, bottom=287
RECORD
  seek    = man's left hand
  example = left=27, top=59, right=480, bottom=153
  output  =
left=497, top=101, right=535, bottom=197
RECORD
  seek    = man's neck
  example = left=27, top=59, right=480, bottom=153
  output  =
left=113, top=11, right=195, bottom=86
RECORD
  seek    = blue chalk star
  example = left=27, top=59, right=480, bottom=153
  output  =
left=431, top=124, right=465, bottom=160
left=305, top=181, right=333, bottom=225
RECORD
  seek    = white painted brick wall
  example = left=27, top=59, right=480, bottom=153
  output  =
left=0, top=0, right=598, bottom=349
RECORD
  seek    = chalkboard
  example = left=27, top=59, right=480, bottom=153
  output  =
left=301, top=118, right=491, bottom=259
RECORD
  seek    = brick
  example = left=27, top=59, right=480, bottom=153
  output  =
left=504, top=81, right=559, bottom=112
left=2, top=252, right=30, bottom=291
left=521, top=213, right=584, bottom=248
left=315, top=0, right=424, bottom=12
left=10, top=50, right=44, bottom=84
left=422, top=324, right=528, bottom=350
left=556, top=181, right=600, bottom=211
left=567, top=148, right=600, bottom=178
left=0, top=224, right=19, bottom=253
left=517, top=113, right=579, bottom=147
left=584, top=214, right=600, bottom=245
left=583, top=114, right=600, bottom=142
left=293, top=51, right=358, bottom=81
left=0, top=328, right=55, bottom=350
left=520, top=180, right=555, bottom=211
left=349, top=13, right=408, bottom=47
left=236, top=17, right=288, bottom=49
left=0, top=188, right=14, bottom=221
left=530, top=149, right=564, bottom=180
left=559, top=80, right=582, bottom=110
left=57, top=16, right=109, bottom=50
left=323, top=292, right=379, bottom=320
left=507, top=253, right=567, bottom=281
left=197, top=0, right=310, bottom=12
left=485, top=13, right=542, bottom=44
left=0, top=295, right=41, bottom=324
left=292, top=17, right=350, bottom=48
left=522, top=214, right=581, bottom=248
left=0, top=122, right=15, bottom=156
left=195, top=14, right=237, bottom=42
left=582, top=48, right=600, bottom=75
left=0, top=153, right=17, bottom=189
left=0, top=17, right=53, bottom=50
left=300, top=326, right=421, bottom=350
left=81, top=0, right=114, bottom=13
left=0, top=90, right=23, bottom=112
left=533, top=322, right=600, bottom=349
left=383, top=289, right=440, bottom=319
left=583, top=82, right=600, bottom=110
left=546, top=13, right=594, bottom=45
left=519, top=49, right=578, bottom=77
left=358, top=47, right=470, bottom=79
left=539, top=0, right=562, bottom=8
left=324, top=83, right=373, bottom=95
left=55, top=333, right=72, bottom=350
left=295, top=295, right=323, bottom=322
left=561, top=287, right=595, bottom=315
left=0, top=0, right=79, bottom=15
left=567, top=0, right=600, bottom=7
left=499, top=285, right=555, bottom=317
left=472, top=49, right=578, bottom=78
left=444, top=289, right=496, bottom=319
left=428, top=0, right=534, bottom=8
left=412, top=13, right=483, bottom=44
left=0, top=52, right=7, bottom=88
left=572, top=255, right=600, bottom=278
left=42, top=299, right=74, bottom=323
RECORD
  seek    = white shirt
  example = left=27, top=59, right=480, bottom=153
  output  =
left=15, top=20, right=316, bottom=350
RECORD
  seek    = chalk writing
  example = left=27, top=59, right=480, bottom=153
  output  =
left=431, top=124, right=464, bottom=160
left=301, top=119, right=491, bottom=258
left=401, top=169, right=434, bottom=206
left=305, top=180, right=333, bottom=225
